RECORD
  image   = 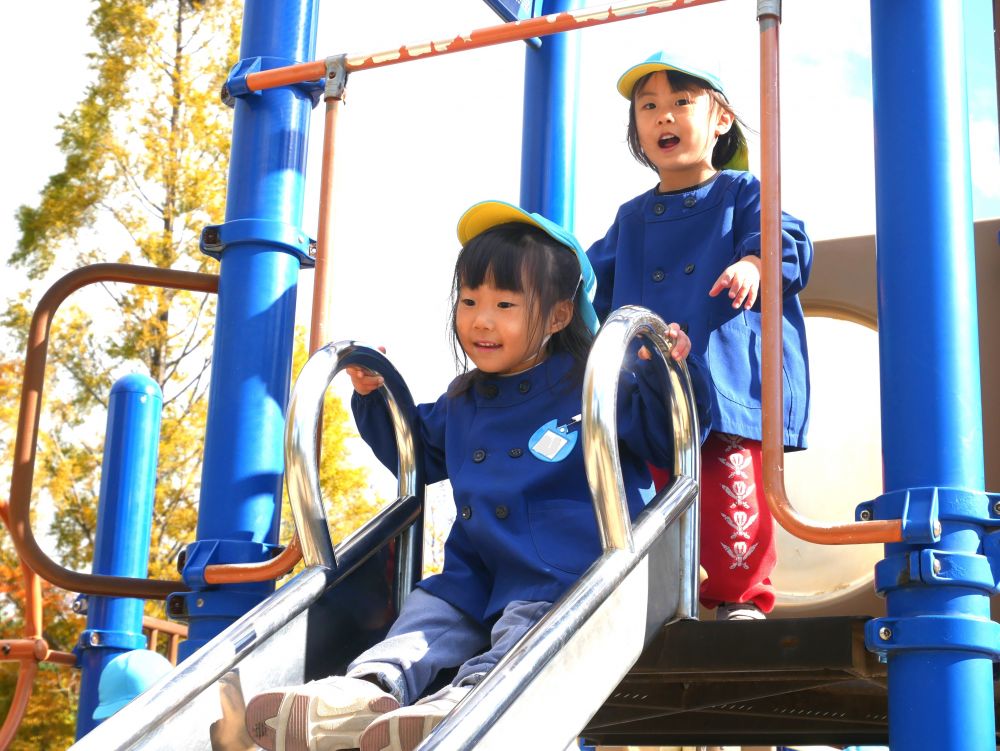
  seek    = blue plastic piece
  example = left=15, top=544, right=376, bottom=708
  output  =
left=184, top=0, right=321, bottom=660
left=225, top=55, right=325, bottom=106
left=75, top=375, right=162, bottom=738
left=870, top=1, right=993, bottom=747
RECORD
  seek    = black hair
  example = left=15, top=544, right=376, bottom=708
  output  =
left=626, top=70, right=749, bottom=174
left=447, top=221, right=593, bottom=397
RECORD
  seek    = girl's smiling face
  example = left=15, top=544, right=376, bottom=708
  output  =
left=455, top=280, right=571, bottom=376
left=634, top=71, right=733, bottom=192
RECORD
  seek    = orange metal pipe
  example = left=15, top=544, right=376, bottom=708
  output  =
left=246, top=0, right=727, bottom=92
left=757, top=12, right=902, bottom=544
left=7, top=264, right=218, bottom=599
left=0, top=660, right=37, bottom=751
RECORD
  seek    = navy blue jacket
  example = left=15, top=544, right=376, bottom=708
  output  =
left=352, top=352, right=687, bottom=625
left=587, top=171, right=812, bottom=448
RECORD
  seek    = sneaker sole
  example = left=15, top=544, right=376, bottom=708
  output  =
left=246, top=691, right=399, bottom=751
left=361, top=715, right=441, bottom=751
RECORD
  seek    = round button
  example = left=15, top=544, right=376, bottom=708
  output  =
left=461, top=505, right=472, bottom=520
left=651, top=269, right=665, bottom=283
left=518, top=380, right=531, bottom=394
left=483, top=384, right=499, bottom=399
left=683, top=195, right=697, bottom=208
left=508, top=447, right=524, bottom=458
left=472, top=449, right=487, bottom=463
left=495, top=505, right=509, bottom=520
left=684, top=263, right=696, bottom=274
left=653, top=203, right=665, bottom=215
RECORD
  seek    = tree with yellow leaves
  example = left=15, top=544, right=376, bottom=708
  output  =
left=0, top=2, right=380, bottom=747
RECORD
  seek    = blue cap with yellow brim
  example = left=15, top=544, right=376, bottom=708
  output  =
left=457, top=200, right=600, bottom=334
left=617, top=51, right=749, bottom=172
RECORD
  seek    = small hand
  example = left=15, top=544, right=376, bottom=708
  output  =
left=709, top=255, right=761, bottom=309
left=346, top=346, right=387, bottom=395
left=638, top=323, right=691, bottom=362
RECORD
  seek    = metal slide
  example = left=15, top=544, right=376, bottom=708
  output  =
left=69, top=306, right=701, bottom=751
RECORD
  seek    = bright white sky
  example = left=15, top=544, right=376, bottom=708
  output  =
left=2, top=1, right=999, bottom=595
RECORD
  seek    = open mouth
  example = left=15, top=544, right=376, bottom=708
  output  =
left=658, top=134, right=680, bottom=149
left=475, top=341, right=501, bottom=350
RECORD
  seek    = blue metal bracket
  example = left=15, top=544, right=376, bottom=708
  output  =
left=200, top=218, right=316, bottom=267
left=74, top=627, right=147, bottom=653
left=223, top=56, right=325, bottom=108
left=179, top=538, right=280, bottom=589
left=856, top=487, right=1000, bottom=542
left=865, top=615, right=1000, bottom=660
left=875, top=549, right=999, bottom=595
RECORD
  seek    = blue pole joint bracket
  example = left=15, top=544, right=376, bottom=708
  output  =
left=858, top=486, right=1000, bottom=543
left=179, top=538, right=282, bottom=589
left=200, top=218, right=316, bottom=267
left=74, top=627, right=147, bottom=654
left=222, top=56, right=324, bottom=108
left=865, top=615, right=1000, bottom=660
left=874, top=549, right=999, bottom=596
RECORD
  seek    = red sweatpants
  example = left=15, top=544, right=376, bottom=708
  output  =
left=650, top=431, right=776, bottom=612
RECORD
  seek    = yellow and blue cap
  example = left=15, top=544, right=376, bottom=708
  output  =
left=617, top=51, right=749, bottom=172
left=457, top=200, right=599, bottom=334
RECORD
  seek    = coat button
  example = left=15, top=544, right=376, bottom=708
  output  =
left=508, top=447, right=524, bottom=458
left=461, top=505, right=472, bottom=520
left=483, top=384, right=499, bottom=399
left=684, top=263, right=696, bottom=274
left=651, top=269, right=665, bottom=283
left=495, top=505, right=509, bottom=520
left=652, top=203, right=665, bottom=215
left=683, top=195, right=697, bottom=208
left=472, top=449, right=486, bottom=463
left=518, top=380, right=531, bottom=394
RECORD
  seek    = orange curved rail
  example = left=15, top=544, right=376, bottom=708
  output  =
left=245, top=0, right=726, bottom=92
left=7, top=264, right=218, bottom=599
left=757, top=10, right=902, bottom=545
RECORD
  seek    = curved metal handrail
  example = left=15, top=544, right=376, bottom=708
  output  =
left=582, top=305, right=701, bottom=551
left=7, top=263, right=218, bottom=600
left=284, top=341, right=422, bottom=568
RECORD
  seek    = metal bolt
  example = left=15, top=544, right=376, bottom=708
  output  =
left=859, top=508, right=873, bottom=522
left=2, top=644, right=11, bottom=656
left=933, top=520, right=942, bottom=537
left=89, top=632, right=101, bottom=647
left=308, top=240, right=317, bottom=257
left=196, top=598, right=205, bottom=608
left=932, top=558, right=942, bottom=575
left=878, top=626, right=893, bottom=641
left=176, top=548, right=187, bottom=574
left=71, top=596, right=88, bottom=614
left=203, top=227, right=221, bottom=246
left=993, top=500, right=1000, bottom=516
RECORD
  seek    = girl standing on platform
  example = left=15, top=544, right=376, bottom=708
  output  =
left=244, top=199, right=706, bottom=751
left=587, top=51, right=813, bottom=621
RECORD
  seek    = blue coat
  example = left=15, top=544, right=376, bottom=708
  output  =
left=352, top=352, right=683, bottom=625
left=587, top=171, right=812, bottom=448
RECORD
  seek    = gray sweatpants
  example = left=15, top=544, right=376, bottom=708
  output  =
left=347, top=588, right=551, bottom=706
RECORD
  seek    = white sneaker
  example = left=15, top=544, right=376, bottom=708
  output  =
left=359, top=684, right=471, bottom=751
left=715, top=602, right=766, bottom=621
left=244, top=675, right=400, bottom=751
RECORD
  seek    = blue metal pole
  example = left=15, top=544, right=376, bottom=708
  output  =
left=176, top=0, right=321, bottom=658
left=75, top=375, right=162, bottom=738
left=519, top=0, right=584, bottom=227
left=866, top=1, right=997, bottom=748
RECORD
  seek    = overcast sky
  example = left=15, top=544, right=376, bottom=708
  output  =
left=3, top=1, right=999, bottom=596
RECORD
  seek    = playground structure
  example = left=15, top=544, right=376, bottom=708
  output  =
left=2, top=0, right=999, bottom=749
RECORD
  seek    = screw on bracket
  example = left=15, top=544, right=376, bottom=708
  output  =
left=859, top=508, right=873, bottom=521
left=878, top=626, right=893, bottom=641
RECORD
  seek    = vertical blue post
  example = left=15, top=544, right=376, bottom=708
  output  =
left=866, top=1, right=997, bottom=748
left=519, top=0, right=584, bottom=226
left=176, top=0, right=321, bottom=657
left=75, top=375, right=162, bottom=738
